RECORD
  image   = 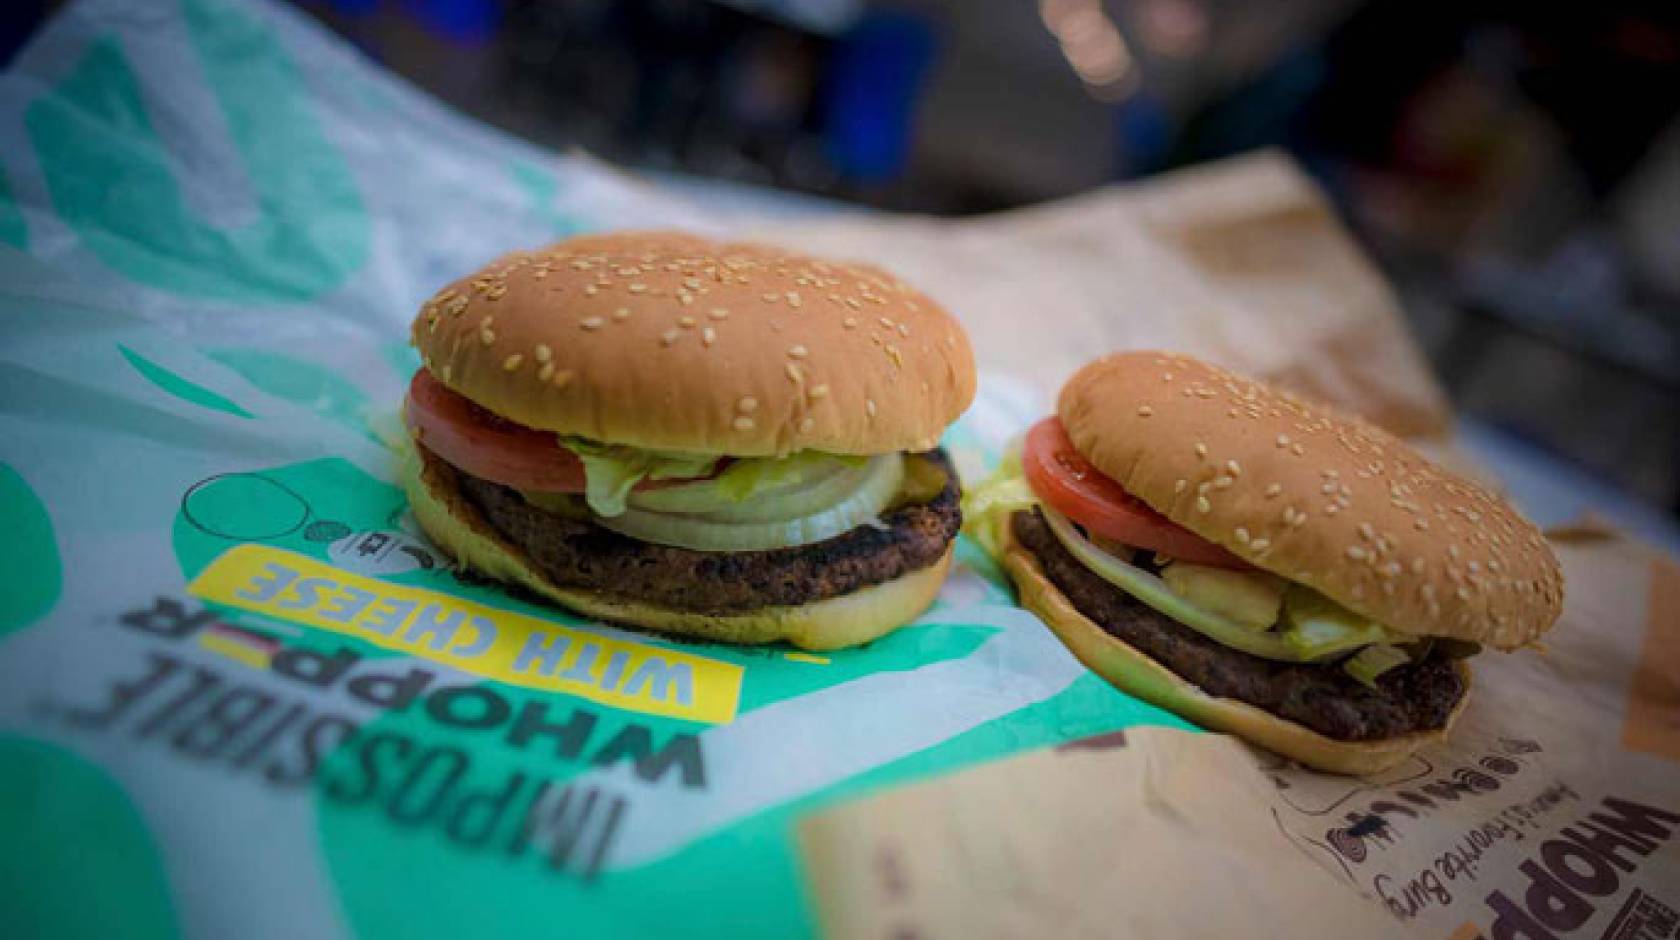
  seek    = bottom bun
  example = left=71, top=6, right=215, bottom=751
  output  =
left=1001, top=525, right=1471, bottom=776
left=403, top=440, right=951, bottom=651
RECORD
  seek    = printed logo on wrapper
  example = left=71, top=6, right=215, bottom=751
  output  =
left=1258, top=730, right=1680, bottom=938
left=187, top=544, right=743, bottom=724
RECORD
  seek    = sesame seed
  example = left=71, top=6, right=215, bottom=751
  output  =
left=487, top=285, right=507, bottom=300
left=581, top=317, right=604, bottom=331
left=843, top=317, right=859, bottom=329
left=1235, top=527, right=1250, bottom=543
left=1214, top=476, right=1233, bottom=489
left=661, top=329, right=681, bottom=346
left=1196, top=496, right=1211, bottom=513
left=1276, top=434, right=1291, bottom=447
left=865, top=399, right=878, bottom=418
left=1291, top=443, right=1306, bottom=456
left=1358, top=523, right=1375, bottom=540
left=897, top=323, right=911, bottom=337
left=1225, top=459, right=1242, bottom=477
left=809, top=384, right=830, bottom=399
left=1250, top=538, right=1271, bottom=551
left=733, top=416, right=756, bottom=431
left=533, top=344, right=552, bottom=363
left=799, top=417, right=815, bottom=433
left=550, top=369, right=573, bottom=389
left=584, top=286, right=599, bottom=296
left=737, top=396, right=759, bottom=413
left=629, top=283, right=648, bottom=293
left=1347, top=546, right=1367, bottom=561
left=702, top=327, right=716, bottom=347
left=1265, top=483, right=1283, bottom=499
left=786, top=292, right=802, bottom=308
left=679, top=316, right=696, bottom=328
left=762, top=293, right=779, bottom=303
left=709, top=308, right=729, bottom=320
left=1174, top=479, right=1187, bottom=493
left=1321, top=482, right=1338, bottom=495
left=1194, top=442, right=1208, bottom=458
left=502, top=354, right=523, bottom=371
left=479, top=330, right=496, bottom=346
left=614, top=307, right=632, bottom=321
left=538, top=362, right=554, bottom=381
left=1137, top=406, right=1154, bottom=417
left=789, top=345, right=809, bottom=359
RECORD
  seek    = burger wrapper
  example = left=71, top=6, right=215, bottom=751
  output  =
left=0, top=2, right=1669, bottom=939
left=799, top=528, right=1680, bottom=939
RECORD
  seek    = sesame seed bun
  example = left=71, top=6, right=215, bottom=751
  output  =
left=410, top=231, right=976, bottom=457
left=1057, top=352, right=1564, bottom=649
left=998, top=523, right=1470, bottom=775
left=402, top=436, right=951, bottom=650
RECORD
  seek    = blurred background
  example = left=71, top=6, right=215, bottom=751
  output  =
left=6, top=0, right=1678, bottom=518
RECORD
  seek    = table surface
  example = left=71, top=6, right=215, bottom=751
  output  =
left=647, top=170, right=1680, bottom=558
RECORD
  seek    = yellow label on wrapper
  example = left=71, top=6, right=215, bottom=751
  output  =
left=188, top=544, right=743, bottom=724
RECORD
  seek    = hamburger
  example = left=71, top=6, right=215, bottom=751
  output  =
left=401, top=231, right=976, bottom=650
left=965, top=351, right=1563, bottom=774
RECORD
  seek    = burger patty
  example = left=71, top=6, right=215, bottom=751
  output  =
left=1012, top=508, right=1465, bottom=742
left=453, top=450, right=961, bottom=613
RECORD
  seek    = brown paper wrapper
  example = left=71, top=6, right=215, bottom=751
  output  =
left=799, top=532, right=1680, bottom=938
left=786, top=151, right=1677, bottom=938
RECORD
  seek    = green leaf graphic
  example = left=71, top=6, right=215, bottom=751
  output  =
left=0, top=464, right=61, bottom=635
left=120, top=344, right=254, bottom=418
left=207, top=348, right=374, bottom=439
left=0, top=165, right=26, bottom=249
left=0, top=737, right=178, bottom=940
left=24, top=0, right=368, bottom=302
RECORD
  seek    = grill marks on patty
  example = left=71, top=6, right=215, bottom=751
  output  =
left=452, top=449, right=961, bottom=613
left=1012, top=508, right=1466, bottom=742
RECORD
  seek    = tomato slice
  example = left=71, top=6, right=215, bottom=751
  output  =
left=1022, top=417, right=1251, bottom=568
left=404, top=370, right=590, bottom=492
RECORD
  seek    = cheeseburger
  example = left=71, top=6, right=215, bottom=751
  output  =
left=967, top=352, right=1563, bottom=774
left=402, top=231, right=975, bottom=650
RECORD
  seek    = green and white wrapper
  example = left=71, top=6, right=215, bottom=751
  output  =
left=0, top=2, right=1183, bottom=937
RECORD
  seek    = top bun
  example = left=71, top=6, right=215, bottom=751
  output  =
left=411, top=231, right=976, bottom=457
left=1057, top=351, right=1563, bottom=649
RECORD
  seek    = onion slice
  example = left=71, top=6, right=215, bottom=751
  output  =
left=1040, top=506, right=1312, bottom=661
left=595, top=455, right=905, bottom=551
left=628, top=453, right=863, bottom=518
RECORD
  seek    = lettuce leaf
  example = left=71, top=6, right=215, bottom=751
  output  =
left=560, top=437, right=719, bottom=517
left=711, top=451, right=866, bottom=503
left=1343, top=643, right=1412, bottom=688
left=1278, top=586, right=1411, bottom=658
left=958, top=441, right=1036, bottom=559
